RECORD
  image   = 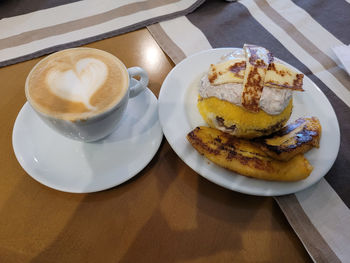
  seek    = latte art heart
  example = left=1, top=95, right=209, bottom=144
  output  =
left=27, top=48, right=129, bottom=121
left=46, top=58, right=108, bottom=109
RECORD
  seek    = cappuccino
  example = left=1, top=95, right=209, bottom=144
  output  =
left=26, top=48, right=129, bottom=121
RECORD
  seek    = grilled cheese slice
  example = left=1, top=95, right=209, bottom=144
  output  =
left=208, top=59, right=304, bottom=92
left=265, top=63, right=304, bottom=91
left=241, top=44, right=271, bottom=112
left=208, top=59, right=246, bottom=85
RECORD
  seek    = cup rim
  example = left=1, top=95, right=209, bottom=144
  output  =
left=25, top=47, right=130, bottom=122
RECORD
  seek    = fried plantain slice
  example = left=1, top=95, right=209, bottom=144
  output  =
left=187, top=126, right=313, bottom=181
left=254, top=117, right=321, bottom=161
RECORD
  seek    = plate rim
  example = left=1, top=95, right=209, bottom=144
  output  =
left=158, top=47, right=340, bottom=196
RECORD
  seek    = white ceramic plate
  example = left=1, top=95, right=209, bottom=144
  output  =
left=13, top=88, right=163, bottom=193
left=158, top=48, right=340, bottom=196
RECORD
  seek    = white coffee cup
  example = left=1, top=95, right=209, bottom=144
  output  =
left=25, top=48, right=149, bottom=142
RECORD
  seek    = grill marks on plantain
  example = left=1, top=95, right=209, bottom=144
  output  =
left=188, top=127, right=273, bottom=172
left=187, top=124, right=316, bottom=181
left=255, top=117, right=321, bottom=161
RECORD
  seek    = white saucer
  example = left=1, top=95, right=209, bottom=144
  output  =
left=12, top=88, right=163, bottom=193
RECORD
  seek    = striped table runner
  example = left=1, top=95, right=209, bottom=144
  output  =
left=2, top=0, right=349, bottom=261
left=0, top=0, right=204, bottom=67
left=148, top=0, right=350, bottom=262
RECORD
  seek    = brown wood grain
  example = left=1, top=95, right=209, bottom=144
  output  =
left=0, top=28, right=311, bottom=262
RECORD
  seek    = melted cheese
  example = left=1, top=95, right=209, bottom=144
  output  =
left=265, top=63, right=304, bottom=91
left=241, top=44, right=271, bottom=112
left=208, top=59, right=246, bottom=85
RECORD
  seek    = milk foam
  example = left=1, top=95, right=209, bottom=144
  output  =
left=26, top=48, right=128, bottom=121
left=46, top=58, right=108, bottom=110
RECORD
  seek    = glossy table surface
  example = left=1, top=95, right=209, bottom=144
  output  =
left=0, top=28, right=311, bottom=262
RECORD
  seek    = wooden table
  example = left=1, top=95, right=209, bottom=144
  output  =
left=0, top=28, right=311, bottom=262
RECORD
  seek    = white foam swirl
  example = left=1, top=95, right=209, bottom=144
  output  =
left=46, top=58, right=108, bottom=110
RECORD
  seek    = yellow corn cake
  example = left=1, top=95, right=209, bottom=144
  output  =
left=197, top=96, right=293, bottom=138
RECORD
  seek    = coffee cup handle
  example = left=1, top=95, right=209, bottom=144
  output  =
left=128, top=67, right=149, bottom=98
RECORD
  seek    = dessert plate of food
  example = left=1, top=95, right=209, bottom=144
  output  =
left=158, top=45, right=340, bottom=196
